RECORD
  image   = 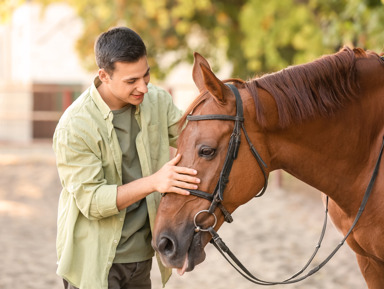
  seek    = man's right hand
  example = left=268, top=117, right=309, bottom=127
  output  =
left=150, top=154, right=200, bottom=195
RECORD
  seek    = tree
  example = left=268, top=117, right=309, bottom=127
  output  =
left=240, top=0, right=384, bottom=75
left=10, top=0, right=384, bottom=79
left=0, top=0, right=25, bottom=23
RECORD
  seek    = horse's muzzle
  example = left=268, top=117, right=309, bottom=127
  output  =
left=153, top=229, right=207, bottom=273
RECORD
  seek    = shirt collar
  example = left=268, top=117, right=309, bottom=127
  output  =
left=90, top=76, right=112, bottom=120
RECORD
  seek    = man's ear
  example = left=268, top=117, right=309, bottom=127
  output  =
left=98, top=69, right=111, bottom=83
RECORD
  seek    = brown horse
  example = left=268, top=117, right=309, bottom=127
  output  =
left=152, top=47, right=384, bottom=288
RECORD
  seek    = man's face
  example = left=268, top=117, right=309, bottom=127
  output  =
left=99, top=56, right=150, bottom=110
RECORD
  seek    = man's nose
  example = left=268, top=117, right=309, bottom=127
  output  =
left=137, top=78, right=148, bottom=94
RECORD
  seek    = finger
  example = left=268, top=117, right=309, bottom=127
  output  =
left=174, top=166, right=198, bottom=176
left=168, top=154, right=182, bottom=166
left=173, top=181, right=199, bottom=190
left=176, top=174, right=200, bottom=184
left=169, top=186, right=191, bottom=196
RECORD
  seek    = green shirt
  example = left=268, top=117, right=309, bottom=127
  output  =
left=53, top=77, right=181, bottom=289
left=111, top=105, right=152, bottom=263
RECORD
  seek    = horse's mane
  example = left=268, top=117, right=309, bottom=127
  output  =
left=180, top=47, right=380, bottom=131
left=245, top=46, right=374, bottom=128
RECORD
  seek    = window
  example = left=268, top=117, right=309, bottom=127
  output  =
left=32, top=83, right=82, bottom=139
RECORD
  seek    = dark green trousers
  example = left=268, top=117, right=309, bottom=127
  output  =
left=63, top=259, right=152, bottom=289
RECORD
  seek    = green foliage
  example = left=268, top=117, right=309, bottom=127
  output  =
left=0, top=0, right=25, bottom=23
left=12, top=0, right=384, bottom=79
left=240, top=0, right=327, bottom=75
left=240, top=0, right=384, bottom=76
left=315, top=0, right=384, bottom=50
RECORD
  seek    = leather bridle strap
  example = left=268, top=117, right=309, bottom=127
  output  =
left=186, top=115, right=243, bottom=122
left=188, top=189, right=233, bottom=223
left=207, top=136, right=384, bottom=285
left=186, top=83, right=268, bottom=223
left=185, top=81, right=384, bottom=284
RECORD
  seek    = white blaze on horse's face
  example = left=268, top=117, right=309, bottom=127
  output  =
left=152, top=52, right=268, bottom=275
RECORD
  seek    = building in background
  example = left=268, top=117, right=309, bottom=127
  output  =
left=0, top=3, right=94, bottom=142
left=0, top=2, right=231, bottom=143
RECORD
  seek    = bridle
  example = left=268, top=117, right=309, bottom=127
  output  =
left=184, top=83, right=384, bottom=285
left=187, top=83, right=268, bottom=225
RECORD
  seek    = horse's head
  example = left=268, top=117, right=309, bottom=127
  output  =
left=152, top=53, right=270, bottom=275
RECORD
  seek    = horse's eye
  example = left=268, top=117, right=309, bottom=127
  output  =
left=199, top=146, right=216, bottom=159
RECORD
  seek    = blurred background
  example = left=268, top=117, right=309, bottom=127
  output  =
left=1, top=0, right=383, bottom=288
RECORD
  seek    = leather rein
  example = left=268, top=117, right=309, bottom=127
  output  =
left=185, top=83, right=384, bottom=285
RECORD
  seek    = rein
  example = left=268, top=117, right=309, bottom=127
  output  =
left=186, top=83, right=384, bottom=285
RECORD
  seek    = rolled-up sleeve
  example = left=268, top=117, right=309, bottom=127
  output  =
left=54, top=127, right=119, bottom=220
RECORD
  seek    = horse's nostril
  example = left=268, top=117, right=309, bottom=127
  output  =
left=158, top=236, right=176, bottom=257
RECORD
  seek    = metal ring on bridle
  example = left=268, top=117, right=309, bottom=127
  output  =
left=193, top=210, right=217, bottom=232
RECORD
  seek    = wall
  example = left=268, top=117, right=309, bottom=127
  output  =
left=0, top=3, right=94, bottom=142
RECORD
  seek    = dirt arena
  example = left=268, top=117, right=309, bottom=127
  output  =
left=0, top=142, right=367, bottom=289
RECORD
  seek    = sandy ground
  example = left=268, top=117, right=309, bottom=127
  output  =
left=0, top=142, right=367, bottom=289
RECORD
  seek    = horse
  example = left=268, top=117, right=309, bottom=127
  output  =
left=152, top=47, right=384, bottom=288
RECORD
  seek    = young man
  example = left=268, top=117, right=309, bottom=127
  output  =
left=53, top=27, right=200, bottom=289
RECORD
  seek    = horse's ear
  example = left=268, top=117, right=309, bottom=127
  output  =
left=192, top=52, right=212, bottom=93
left=192, top=52, right=229, bottom=102
left=200, top=62, right=229, bottom=103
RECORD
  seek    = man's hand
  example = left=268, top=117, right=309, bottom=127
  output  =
left=117, top=154, right=200, bottom=210
left=150, top=154, right=200, bottom=195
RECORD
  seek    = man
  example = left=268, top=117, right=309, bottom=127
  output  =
left=53, top=27, right=200, bottom=289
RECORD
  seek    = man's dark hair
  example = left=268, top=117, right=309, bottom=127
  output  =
left=95, top=27, right=147, bottom=75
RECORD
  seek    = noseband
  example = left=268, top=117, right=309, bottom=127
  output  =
left=182, top=83, right=384, bottom=285
left=187, top=83, right=268, bottom=225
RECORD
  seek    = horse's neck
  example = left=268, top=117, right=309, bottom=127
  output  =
left=265, top=86, right=384, bottom=213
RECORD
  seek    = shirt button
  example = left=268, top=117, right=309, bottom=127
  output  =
left=108, top=261, right=111, bottom=265
left=114, top=240, right=118, bottom=244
